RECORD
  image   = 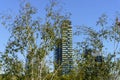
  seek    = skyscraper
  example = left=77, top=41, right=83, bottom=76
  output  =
left=55, top=20, right=73, bottom=74
left=54, top=39, right=62, bottom=70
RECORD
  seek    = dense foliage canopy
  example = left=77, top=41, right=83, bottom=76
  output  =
left=0, top=0, right=120, bottom=80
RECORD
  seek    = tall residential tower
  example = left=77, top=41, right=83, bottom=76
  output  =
left=55, top=20, right=73, bottom=74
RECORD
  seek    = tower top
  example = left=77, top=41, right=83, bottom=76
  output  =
left=61, top=20, right=71, bottom=27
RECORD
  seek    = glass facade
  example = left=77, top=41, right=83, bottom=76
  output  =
left=54, top=39, right=62, bottom=70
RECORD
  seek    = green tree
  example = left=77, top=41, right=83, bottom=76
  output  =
left=72, top=14, right=120, bottom=80
left=1, top=0, right=69, bottom=80
left=1, top=0, right=120, bottom=80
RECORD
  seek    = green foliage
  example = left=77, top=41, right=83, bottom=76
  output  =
left=0, top=0, right=120, bottom=80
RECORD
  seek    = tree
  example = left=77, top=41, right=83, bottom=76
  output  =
left=72, top=14, right=120, bottom=80
left=1, top=0, right=70, bottom=80
left=1, top=0, right=120, bottom=80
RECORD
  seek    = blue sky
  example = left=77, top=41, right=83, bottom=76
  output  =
left=0, top=0, right=120, bottom=53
